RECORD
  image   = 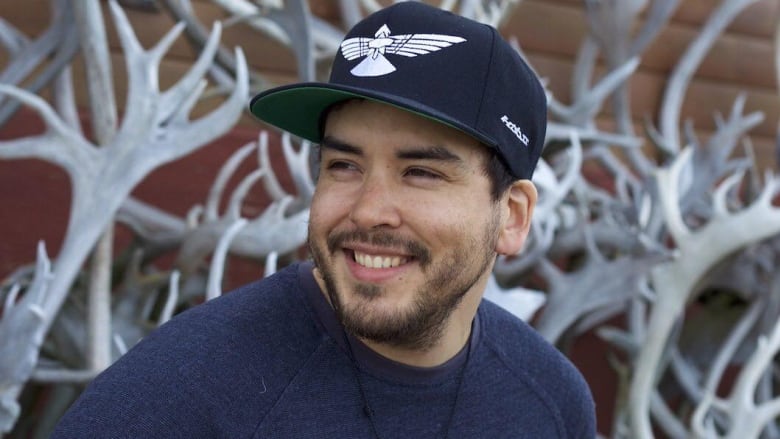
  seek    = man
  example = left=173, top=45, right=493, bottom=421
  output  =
left=54, top=2, right=595, bottom=438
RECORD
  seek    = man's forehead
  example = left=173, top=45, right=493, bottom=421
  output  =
left=322, top=99, right=486, bottom=154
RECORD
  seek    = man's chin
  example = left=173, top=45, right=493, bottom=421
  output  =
left=338, top=302, right=438, bottom=349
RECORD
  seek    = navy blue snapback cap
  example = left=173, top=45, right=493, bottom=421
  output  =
left=249, top=1, right=547, bottom=179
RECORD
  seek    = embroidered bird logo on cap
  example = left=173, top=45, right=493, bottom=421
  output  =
left=340, top=24, right=466, bottom=77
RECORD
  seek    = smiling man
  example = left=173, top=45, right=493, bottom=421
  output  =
left=53, top=3, right=596, bottom=438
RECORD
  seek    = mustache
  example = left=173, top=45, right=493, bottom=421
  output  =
left=326, top=229, right=431, bottom=266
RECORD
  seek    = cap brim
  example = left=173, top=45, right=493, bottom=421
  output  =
left=249, top=82, right=496, bottom=147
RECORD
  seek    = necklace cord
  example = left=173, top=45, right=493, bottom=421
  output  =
left=342, top=331, right=470, bottom=439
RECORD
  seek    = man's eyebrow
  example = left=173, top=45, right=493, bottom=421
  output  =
left=320, top=136, right=362, bottom=156
left=319, top=138, right=464, bottom=164
left=396, top=145, right=463, bottom=163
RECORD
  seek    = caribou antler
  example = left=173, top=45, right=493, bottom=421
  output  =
left=628, top=147, right=780, bottom=438
left=0, top=243, right=52, bottom=432
left=691, top=290, right=780, bottom=438
left=0, top=0, right=247, bottom=432
left=657, top=0, right=761, bottom=154
left=176, top=131, right=312, bottom=274
left=0, top=0, right=79, bottom=126
left=163, top=0, right=347, bottom=84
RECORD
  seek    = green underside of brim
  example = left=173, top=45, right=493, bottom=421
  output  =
left=249, top=87, right=355, bottom=142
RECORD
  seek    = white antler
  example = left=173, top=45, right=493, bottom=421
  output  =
left=0, top=0, right=79, bottom=126
left=691, top=308, right=780, bottom=439
left=0, top=243, right=52, bottom=432
left=0, top=0, right=247, bottom=432
left=628, top=148, right=780, bottom=438
left=658, top=0, right=761, bottom=154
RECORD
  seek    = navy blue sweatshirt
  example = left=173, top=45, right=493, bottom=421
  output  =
left=53, top=262, right=596, bottom=438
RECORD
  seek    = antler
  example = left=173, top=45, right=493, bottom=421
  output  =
left=0, top=0, right=79, bottom=126
left=176, top=131, right=312, bottom=274
left=0, top=243, right=52, bottom=432
left=691, top=286, right=780, bottom=438
left=657, top=0, right=761, bottom=154
left=0, top=0, right=247, bottom=432
left=628, top=148, right=780, bottom=438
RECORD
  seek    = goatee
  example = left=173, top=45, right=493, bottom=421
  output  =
left=308, top=226, right=495, bottom=350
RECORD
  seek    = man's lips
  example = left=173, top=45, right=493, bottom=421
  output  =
left=327, top=230, right=431, bottom=268
left=343, top=248, right=414, bottom=283
left=352, top=250, right=409, bottom=269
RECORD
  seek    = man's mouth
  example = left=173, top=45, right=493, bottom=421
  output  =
left=353, top=250, right=409, bottom=269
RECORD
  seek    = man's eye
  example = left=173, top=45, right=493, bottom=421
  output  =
left=327, top=161, right=357, bottom=171
left=325, top=160, right=362, bottom=178
left=405, top=167, right=442, bottom=179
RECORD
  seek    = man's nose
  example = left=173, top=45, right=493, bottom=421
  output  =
left=348, top=174, right=402, bottom=230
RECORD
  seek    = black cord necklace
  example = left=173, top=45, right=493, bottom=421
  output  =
left=343, top=333, right=470, bottom=439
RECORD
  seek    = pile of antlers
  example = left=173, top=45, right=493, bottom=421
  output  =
left=0, top=1, right=778, bottom=438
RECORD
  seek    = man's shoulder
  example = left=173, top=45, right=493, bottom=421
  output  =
left=478, top=299, right=571, bottom=368
left=477, top=299, right=550, bottom=354
left=52, top=263, right=325, bottom=438
left=477, top=299, right=590, bottom=390
left=146, top=262, right=321, bottom=367
left=476, top=299, right=596, bottom=438
left=178, top=262, right=311, bottom=329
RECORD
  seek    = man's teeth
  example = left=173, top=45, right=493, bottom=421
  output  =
left=354, top=251, right=407, bottom=268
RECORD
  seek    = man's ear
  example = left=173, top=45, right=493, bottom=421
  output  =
left=495, top=180, right=537, bottom=255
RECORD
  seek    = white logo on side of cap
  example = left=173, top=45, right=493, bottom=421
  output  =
left=340, top=24, right=466, bottom=77
left=500, top=115, right=530, bottom=146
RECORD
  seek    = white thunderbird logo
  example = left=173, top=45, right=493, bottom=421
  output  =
left=340, top=24, right=467, bottom=77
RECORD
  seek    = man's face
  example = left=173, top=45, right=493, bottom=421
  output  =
left=308, top=100, right=505, bottom=350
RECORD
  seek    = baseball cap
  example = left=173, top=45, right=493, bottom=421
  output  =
left=249, top=1, right=547, bottom=179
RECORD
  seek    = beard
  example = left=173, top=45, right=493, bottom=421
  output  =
left=308, top=214, right=499, bottom=351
